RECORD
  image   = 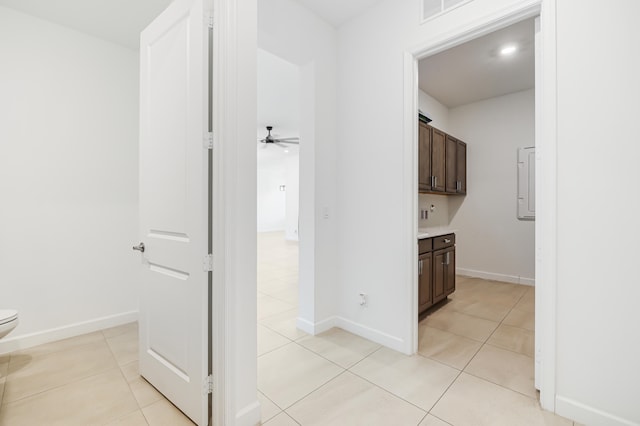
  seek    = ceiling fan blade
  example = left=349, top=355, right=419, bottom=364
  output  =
left=275, top=140, right=299, bottom=145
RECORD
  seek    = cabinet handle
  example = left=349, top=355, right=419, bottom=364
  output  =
left=431, top=176, right=435, bottom=187
left=419, top=259, right=423, bottom=275
left=446, top=252, right=450, bottom=265
left=443, top=238, right=451, bottom=244
left=434, top=176, right=438, bottom=187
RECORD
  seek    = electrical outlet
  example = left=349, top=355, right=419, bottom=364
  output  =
left=359, top=293, right=367, bottom=307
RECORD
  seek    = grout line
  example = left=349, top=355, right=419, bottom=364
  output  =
left=462, top=367, right=538, bottom=400
left=417, top=412, right=429, bottom=425
left=278, top=411, right=302, bottom=426
left=258, top=390, right=285, bottom=422
left=424, top=360, right=468, bottom=414
left=277, top=369, right=349, bottom=412
left=483, top=340, right=534, bottom=359
left=429, top=413, right=455, bottom=425
left=416, top=279, right=537, bottom=417
left=0, top=366, right=122, bottom=406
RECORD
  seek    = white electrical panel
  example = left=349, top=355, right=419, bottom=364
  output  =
left=517, top=147, right=535, bottom=220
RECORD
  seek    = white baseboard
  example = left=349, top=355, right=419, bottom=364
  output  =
left=457, top=267, right=535, bottom=286
left=556, top=395, right=637, bottom=426
left=0, top=311, right=138, bottom=355
left=335, top=317, right=406, bottom=353
left=235, top=400, right=261, bottom=426
left=296, top=316, right=337, bottom=335
left=297, top=315, right=406, bottom=353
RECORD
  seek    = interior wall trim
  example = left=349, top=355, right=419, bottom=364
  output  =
left=556, top=395, right=637, bottom=426
left=456, top=268, right=535, bottom=286
left=298, top=316, right=406, bottom=353
left=0, top=310, right=138, bottom=355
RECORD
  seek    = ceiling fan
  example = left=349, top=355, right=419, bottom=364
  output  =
left=259, top=126, right=299, bottom=148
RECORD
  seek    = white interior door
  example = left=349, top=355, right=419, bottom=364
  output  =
left=138, top=0, right=210, bottom=424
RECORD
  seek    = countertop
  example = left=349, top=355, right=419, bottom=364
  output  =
left=417, top=227, right=456, bottom=240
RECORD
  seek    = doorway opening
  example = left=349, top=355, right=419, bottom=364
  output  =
left=406, top=1, right=557, bottom=411
left=256, top=48, right=303, bottom=350
left=417, top=15, right=536, bottom=369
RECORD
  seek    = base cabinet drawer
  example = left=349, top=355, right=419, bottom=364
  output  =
left=433, top=234, right=455, bottom=250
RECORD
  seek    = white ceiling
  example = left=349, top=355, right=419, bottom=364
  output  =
left=419, top=18, right=535, bottom=108
left=0, top=0, right=172, bottom=49
left=293, top=0, right=382, bottom=27
left=0, top=0, right=382, bottom=48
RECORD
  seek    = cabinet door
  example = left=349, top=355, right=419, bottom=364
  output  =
left=456, top=141, right=467, bottom=194
left=433, top=249, right=446, bottom=303
left=418, top=123, right=432, bottom=192
left=431, top=128, right=446, bottom=192
left=445, top=247, right=456, bottom=295
left=445, top=135, right=457, bottom=193
left=418, top=252, right=433, bottom=313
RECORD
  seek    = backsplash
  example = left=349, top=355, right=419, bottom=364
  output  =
left=419, top=194, right=450, bottom=228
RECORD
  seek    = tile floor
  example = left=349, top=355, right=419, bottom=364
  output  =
left=0, top=232, right=578, bottom=425
left=0, top=322, right=194, bottom=425
left=257, top=232, right=578, bottom=426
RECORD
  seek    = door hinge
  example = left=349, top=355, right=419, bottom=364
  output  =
left=203, top=254, right=213, bottom=272
left=205, top=11, right=214, bottom=28
left=203, top=374, right=213, bottom=394
left=204, top=132, right=214, bottom=150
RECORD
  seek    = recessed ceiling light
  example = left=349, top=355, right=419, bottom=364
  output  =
left=284, top=149, right=289, bottom=153
left=500, top=44, right=518, bottom=56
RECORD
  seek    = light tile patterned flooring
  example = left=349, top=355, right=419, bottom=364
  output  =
left=257, top=232, right=578, bottom=426
left=0, top=232, right=580, bottom=425
left=0, top=322, right=194, bottom=425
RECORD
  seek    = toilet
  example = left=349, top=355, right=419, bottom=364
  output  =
left=0, top=309, right=18, bottom=339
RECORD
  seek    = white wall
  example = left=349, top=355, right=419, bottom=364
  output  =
left=418, top=89, right=450, bottom=132
left=256, top=160, right=286, bottom=232
left=0, top=6, right=139, bottom=351
left=336, top=0, right=530, bottom=352
left=284, top=149, right=300, bottom=240
left=256, top=149, right=300, bottom=237
left=448, top=89, right=535, bottom=284
left=258, top=0, right=338, bottom=332
left=335, top=0, right=640, bottom=424
left=554, top=1, right=640, bottom=425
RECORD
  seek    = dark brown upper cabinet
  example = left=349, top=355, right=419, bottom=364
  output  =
left=418, top=120, right=467, bottom=196
left=418, top=122, right=432, bottom=192
left=456, top=140, right=467, bottom=194
left=445, top=135, right=457, bottom=193
left=431, top=128, right=446, bottom=192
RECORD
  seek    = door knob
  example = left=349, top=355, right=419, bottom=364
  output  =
left=132, top=242, right=145, bottom=253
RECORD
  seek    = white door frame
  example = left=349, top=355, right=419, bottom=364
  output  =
left=403, top=0, right=557, bottom=411
left=210, top=0, right=260, bottom=425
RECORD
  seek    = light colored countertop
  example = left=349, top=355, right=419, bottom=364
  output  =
left=417, top=227, right=456, bottom=240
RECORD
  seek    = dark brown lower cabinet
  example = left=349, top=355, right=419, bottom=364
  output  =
left=418, top=233, right=456, bottom=315
left=418, top=252, right=432, bottom=313
left=434, top=246, right=455, bottom=304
